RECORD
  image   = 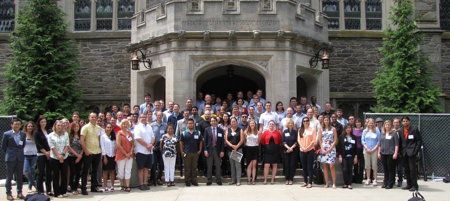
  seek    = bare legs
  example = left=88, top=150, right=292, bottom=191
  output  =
left=322, top=163, right=336, bottom=188
left=247, top=160, right=257, bottom=184
left=263, top=163, right=277, bottom=184
left=102, top=170, right=115, bottom=190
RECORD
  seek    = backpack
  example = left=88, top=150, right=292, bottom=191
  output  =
left=25, top=193, right=50, bottom=201
left=313, top=157, right=324, bottom=184
left=408, top=191, right=425, bottom=201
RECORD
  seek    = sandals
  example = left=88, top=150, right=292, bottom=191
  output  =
left=301, top=183, right=308, bottom=187
left=306, top=184, right=312, bottom=188
left=124, top=187, right=131, bottom=192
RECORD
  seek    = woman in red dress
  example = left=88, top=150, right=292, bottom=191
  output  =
left=260, top=120, right=282, bottom=184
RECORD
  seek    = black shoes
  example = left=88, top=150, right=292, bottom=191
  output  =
left=409, top=187, right=417, bottom=192
left=185, top=182, right=191, bottom=187
left=81, top=190, right=89, bottom=195
left=402, top=186, right=412, bottom=190
left=217, top=181, right=222, bottom=186
left=397, top=181, right=402, bottom=187
left=206, top=181, right=212, bottom=186
left=191, top=182, right=199, bottom=186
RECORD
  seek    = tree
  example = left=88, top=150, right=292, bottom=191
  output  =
left=371, top=0, right=441, bottom=113
left=0, top=0, right=81, bottom=121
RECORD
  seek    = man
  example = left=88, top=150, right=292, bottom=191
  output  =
left=306, top=108, right=319, bottom=131
left=348, top=115, right=355, bottom=127
left=116, top=111, right=125, bottom=125
left=168, top=104, right=183, bottom=128
left=80, top=113, right=102, bottom=195
left=111, top=105, right=119, bottom=116
left=255, top=102, right=265, bottom=118
left=321, top=102, right=334, bottom=116
left=196, top=92, right=205, bottom=109
left=280, top=107, right=300, bottom=131
left=2, top=118, right=26, bottom=200
left=122, top=103, right=132, bottom=116
left=247, top=106, right=259, bottom=124
left=175, top=110, right=191, bottom=177
left=180, top=119, right=203, bottom=186
left=238, top=114, right=249, bottom=130
left=259, top=101, right=279, bottom=132
left=204, top=117, right=225, bottom=185
left=140, top=93, right=153, bottom=115
left=198, top=110, right=212, bottom=176
left=399, top=116, right=422, bottom=191
left=289, top=97, right=297, bottom=110
left=152, top=101, right=168, bottom=123
left=248, top=94, right=260, bottom=109
left=72, top=111, right=81, bottom=123
left=299, top=96, right=308, bottom=114
left=199, top=94, right=214, bottom=115
left=185, top=99, right=194, bottom=112
left=375, top=117, right=384, bottom=133
left=190, top=106, right=202, bottom=124
left=392, top=117, right=404, bottom=187
left=255, top=89, right=266, bottom=104
left=133, top=105, right=140, bottom=115
left=330, top=113, right=343, bottom=136
left=163, top=101, right=175, bottom=118
left=293, top=104, right=306, bottom=124
left=336, top=109, right=349, bottom=127
left=134, top=114, right=155, bottom=190
left=232, top=91, right=249, bottom=107
left=150, top=111, right=167, bottom=186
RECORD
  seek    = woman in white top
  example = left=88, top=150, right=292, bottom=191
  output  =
left=244, top=120, right=259, bottom=185
left=48, top=120, right=70, bottom=198
left=23, top=121, right=37, bottom=191
left=100, top=123, right=116, bottom=192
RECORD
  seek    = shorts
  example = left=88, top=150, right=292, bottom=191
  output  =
left=102, top=156, right=116, bottom=171
left=136, top=153, right=153, bottom=169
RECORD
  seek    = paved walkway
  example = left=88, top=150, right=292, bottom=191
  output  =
left=1, top=180, right=448, bottom=201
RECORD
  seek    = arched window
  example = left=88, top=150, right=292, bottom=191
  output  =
left=96, top=0, right=113, bottom=30
left=365, top=0, right=382, bottom=30
left=344, top=0, right=360, bottom=29
left=74, top=0, right=91, bottom=31
left=322, top=0, right=340, bottom=30
left=118, top=0, right=135, bottom=30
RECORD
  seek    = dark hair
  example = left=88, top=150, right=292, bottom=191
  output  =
left=166, top=123, right=175, bottom=134
left=192, top=106, right=198, bottom=111
left=123, top=103, right=130, bottom=107
left=401, top=116, right=411, bottom=121
left=275, top=101, right=284, bottom=112
left=187, top=118, right=195, bottom=123
left=105, top=123, right=116, bottom=141
left=299, top=117, right=309, bottom=138
left=145, top=93, right=152, bottom=98
left=343, top=124, right=353, bottom=136
left=69, top=122, right=81, bottom=144
left=289, top=97, right=297, bottom=102
left=36, top=116, right=47, bottom=132
left=11, top=117, right=22, bottom=125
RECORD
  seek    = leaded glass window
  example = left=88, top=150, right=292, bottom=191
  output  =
left=189, top=0, right=200, bottom=11
left=322, top=0, right=340, bottom=29
left=440, top=0, right=450, bottom=30
left=96, top=0, right=113, bottom=30
left=366, top=0, right=382, bottom=30
left=344, top=0, right=360, bottom=29
left=74, top=0, right=91, bottom=31
left=118, top=0, right=134, bottom=30
left=0, top=0, right=15, bottom=32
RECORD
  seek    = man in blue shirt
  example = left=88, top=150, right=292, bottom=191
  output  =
left=150, top=111, right=167, bottom=186
left=180, top=119, right=203, bottom=186
left=2, top=118, right=26, bottom=200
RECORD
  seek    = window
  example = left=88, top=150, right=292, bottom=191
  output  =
left=365, top=0, right=382, bottom=30
left=189, top=0, right=200, bottom=11
left=118, top=0, right=135, bottom=30
left=226, top=0, right=237, bottom=11
left=344, top=0, right=360, bottom=30
left=440, top=0, right=450, bottom=30
left=322, top=0, right=340, bottom=29
left=96, top=0, right=113, bottom=30
left=0, top=0, right=15, bottom=32
left=74, top=0, right=91, bottom=31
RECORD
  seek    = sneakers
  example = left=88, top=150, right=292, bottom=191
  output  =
left=372, top=180, right=378, bottom=186
left=365, top=180, right=371, bottom=185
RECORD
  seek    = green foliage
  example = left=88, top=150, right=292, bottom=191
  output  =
left=0, top=0, right=82, bottom=121
left=372, top=0, right=442, bottom=113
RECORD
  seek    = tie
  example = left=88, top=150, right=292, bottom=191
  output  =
left=212, top=127, right=217, bottom=147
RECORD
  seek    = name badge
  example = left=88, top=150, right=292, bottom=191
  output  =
left=370, top=134, right=377, bottom=139
left=196, top=123, right=199, bottom=126
left=386, top=135, right=392, bottom=140
left=194, top=135, right=199, bottom=140
left=408, top=135, right=414, bottom=140
left=231, top=132, right=236, bottom=136
left=127, top=136, right=133, bottom=142
left=218, top=133, right=222, bottom=137
left=160, top=130, right=165, bottom=134
left=350, top=140, right=355, bottom=144
left=285, top=133, right=290, bottom=137
left=18, top=141, right=23, bottom=145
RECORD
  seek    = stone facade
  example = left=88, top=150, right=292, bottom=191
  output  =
left=441, top=38, right=450, bottom=112
left=0, top=40, right=11, bottom=99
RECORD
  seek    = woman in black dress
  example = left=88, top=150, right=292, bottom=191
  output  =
left=260, top=120, right=282, bottom=184
left=282, top=119, right=298, bottom=185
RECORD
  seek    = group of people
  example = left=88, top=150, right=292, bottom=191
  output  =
left=2, top=90, right=423, bottom=200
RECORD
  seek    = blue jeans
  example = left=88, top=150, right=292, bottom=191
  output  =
left=24, top=155, right=37, bottom=190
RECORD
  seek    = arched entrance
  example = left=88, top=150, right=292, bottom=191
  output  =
left=196, top=65, right=265, bottom=99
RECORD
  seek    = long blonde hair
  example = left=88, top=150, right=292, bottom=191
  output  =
left=245, top=119, right=258, bottom=135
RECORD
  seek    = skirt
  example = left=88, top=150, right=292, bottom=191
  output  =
left=245, top=146, right=259, bottom=164
left=263, top=143, right=281, bottom=164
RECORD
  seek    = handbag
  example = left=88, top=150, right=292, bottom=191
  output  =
left=408, top=191, right=425, bottom=201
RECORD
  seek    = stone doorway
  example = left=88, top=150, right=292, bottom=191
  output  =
left=196, top=65, right=265, bottom=99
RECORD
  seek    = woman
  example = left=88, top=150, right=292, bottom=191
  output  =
left=362, top=118, right=381, bottom=186
left=23, top=121, right=37, bottom=192
left=275, top=101, right=285, bottom=123
left=160, top=124, right=177, bottom=186
left=260, top=120, right=282, bottom=184
left=378, top=120, right=399, bottom=189
left=48, top=120, right=70, bottom=198
left=100, top=123, right=116, bottom=192
left=352, top=119, right=365, bottom=183
left=318, top=115, right=338, bottom=188
left=338, top=125, right=357, bottom=189
left=219, top=113, right=231, bottom=131
left=236, top=98, right=247, bottom=115
left=67, top=122, right=83, bottom=195
left=115, top=120, right=134, bottom=192
left=282, top=119, right=298, bottom=185
left=298, top=117, right=317, bottom=188
left=225, top=117, right=245, bottom=186
left=244, top=120, right=259, bottom=185
left=214, top=97, right=222, bottom=113
left=35, top=117, right=53, bottom=195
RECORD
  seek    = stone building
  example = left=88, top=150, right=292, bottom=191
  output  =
left=0, top=0, right=449, bottom=116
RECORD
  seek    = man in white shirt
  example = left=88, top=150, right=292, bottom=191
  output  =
left=259, top=101, right=279, bottom=132
left=336, top=108, right=349, bottom=127
left=280, top=107, right=301, bottom=131
left=134, top=114, right=155, bottom=190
